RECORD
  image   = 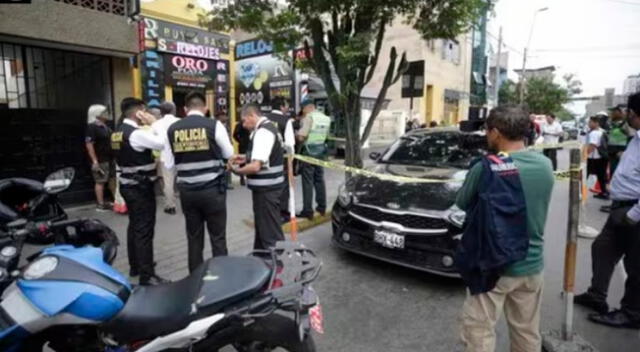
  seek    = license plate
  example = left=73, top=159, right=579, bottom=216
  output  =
left=374, top=230, right=405, bottom=249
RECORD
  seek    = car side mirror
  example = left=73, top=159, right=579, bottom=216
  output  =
left=369, top=152, right=381, bottom=160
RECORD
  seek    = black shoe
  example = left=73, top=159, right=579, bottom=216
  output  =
left=316, top=208, right=327, bottom=217
left=588, top=310, right=640, bottom=329
left=296, top=212, right=314, bottom=220
left=600, top=205, right=611, bottom=213
left=594, top=193, right=610, bottom=200
left=575, top=292, right=609, bottom=314
left=164, top=207, right=177, bottom=215
left=129, top=262, right=157, bottom=277
left=139, top=274, right=170, bottom=286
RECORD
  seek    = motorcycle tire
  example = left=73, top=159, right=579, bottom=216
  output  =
left=199, top=314, right=316, bottom=352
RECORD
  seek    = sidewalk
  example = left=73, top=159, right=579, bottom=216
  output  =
left=68, top=167, right=345, bottom=280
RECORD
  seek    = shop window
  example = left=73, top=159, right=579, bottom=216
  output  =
left=0, top=43, right=27, bottom=109
left=443, top=97, right=460, bottom=126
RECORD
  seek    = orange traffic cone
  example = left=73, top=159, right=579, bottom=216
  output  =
left=590, top=180, right=602, bottom=194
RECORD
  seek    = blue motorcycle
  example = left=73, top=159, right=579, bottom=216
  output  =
left=0, top=219, right=322, bottom=352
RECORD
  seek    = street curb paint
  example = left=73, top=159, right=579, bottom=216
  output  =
left=283, top=212, right=332, bottom=234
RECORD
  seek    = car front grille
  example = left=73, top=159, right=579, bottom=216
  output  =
left=351, top=204, right=447, bottom=230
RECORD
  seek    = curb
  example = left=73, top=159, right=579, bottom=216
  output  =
left=283, top=212, right=332, bottom=234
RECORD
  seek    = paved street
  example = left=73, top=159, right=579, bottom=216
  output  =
left=64, top=150, right=638, bottom=352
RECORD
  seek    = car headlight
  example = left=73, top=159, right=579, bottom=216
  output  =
left=23, top=256, right=58, bottom=280
left=337, top=183, right=352, bottom=207
left=447, top=205, right=466, bottom=228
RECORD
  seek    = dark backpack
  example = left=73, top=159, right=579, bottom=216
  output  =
left=454, top=154, right=529, bottom=294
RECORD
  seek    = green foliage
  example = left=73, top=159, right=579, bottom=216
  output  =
left=200, top=0, right=489, bottom=167
left=499, top=74, right=583, bottom=117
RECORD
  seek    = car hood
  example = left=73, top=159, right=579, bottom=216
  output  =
left=351, top=163, right=468, bottom=212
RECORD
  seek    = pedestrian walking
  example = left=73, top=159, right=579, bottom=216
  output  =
left=166, top=92, right=234, bottom=273
left=296, top=100, right=330, bottom=220
left=154, top=101, right=180, bottom=215
left=542, top=113, right=564, bottom=170
left=526, top=114, right=541, bottom=146
left=111, top=97, right=168, bottom=285
left=586, top=116, right=610, bottom=199
left=265, top=96, right=296, bottom=222
left=233, top=117, right=251, bottom=186
left=229, top=104, right=285, bottom=250
left=85, top=104, right=116, bottom=211
left=574, top=92, right=640, bottom=329
left=215, top=112, right=234, bottom=190
left=456, top=105, right=555, bottom=352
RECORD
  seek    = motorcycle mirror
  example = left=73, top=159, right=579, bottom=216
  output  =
left=43, top=168, right=75, bottom=194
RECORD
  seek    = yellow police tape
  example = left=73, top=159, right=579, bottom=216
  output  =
left=293, top=154, right=582, bottom=183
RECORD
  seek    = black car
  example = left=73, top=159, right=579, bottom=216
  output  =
left=331, top=128, right=487, bottom=277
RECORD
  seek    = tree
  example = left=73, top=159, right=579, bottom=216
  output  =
left=499, top=74, right=583, bottom=116
left=200, top=0, right=489, bottom=168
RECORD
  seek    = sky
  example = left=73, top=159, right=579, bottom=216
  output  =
left=489, top=0, right=640, bottom=113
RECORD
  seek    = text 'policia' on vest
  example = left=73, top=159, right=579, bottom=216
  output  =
left=168, top=115, right=225, bottom=192
left=111, top=124, right=157, bottom=186
left=246, top=120, right=284, bottom=191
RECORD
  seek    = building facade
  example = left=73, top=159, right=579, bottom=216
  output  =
left=0, top=0, right=139, bottom=203
left=585, top=88, right=627, bottom=117
left=623, top=74, right=640, bottom=97
left=469, top=6, right=490, bottom=115
left=139, top=0, right=232, bottom=117
left=365, top=19, right=472, bottom=126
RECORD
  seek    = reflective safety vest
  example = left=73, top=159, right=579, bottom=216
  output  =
left=111, top=123, right=157, bottom=187
left=246, top=119, right=284, bottom=191
left=609, top=121, right=630, bottom=147
left=303, top=111, right=331, bottom=157
left=168, top=115, right=224, bottom=191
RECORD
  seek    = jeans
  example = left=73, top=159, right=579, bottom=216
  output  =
left=301, top=162, right=326, bottom=215
left=588, top=205, right=640, bottom=318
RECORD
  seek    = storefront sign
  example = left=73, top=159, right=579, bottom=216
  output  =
left=164, top=55, right=215, bottom=89
left=143, top=17, right=230, bottom=54
left=235, top=39, right=274, bottom=60
left=140, top=50, right=164, bottom=107
left=215, top=60, right=230, bottom=114
left=158, top=39, right=220, bottom=60
left=235, top=54, right=294, bottom=112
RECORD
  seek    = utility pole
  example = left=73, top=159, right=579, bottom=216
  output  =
left=519, top=47, right=527, bottom=105
left=493, top=26, right=503, bottom=107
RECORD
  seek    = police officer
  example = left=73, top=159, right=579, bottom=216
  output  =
left=229, top=104, right=285, bottom=249
left=111, top=98, right=168, bottom=286
left=265, top=96, right=295, bottom=221
left=166, top=91, right=234, bottom=273
left=296, top=100, right=331, bottom=220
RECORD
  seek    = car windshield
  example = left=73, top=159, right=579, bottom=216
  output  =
left=379, top=131, right=487, bottom=168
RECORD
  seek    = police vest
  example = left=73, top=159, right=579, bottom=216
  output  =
left=168, top=115, right=224, bottom=191
left=246, top=120, right=284, bottom=191
left=265, top=111, right=289, bottom=141
left=609, top=121, right=629, bottom=147
left=111, top=123, right=157, bottom=187
left=303, top=111, right=331, bottom=157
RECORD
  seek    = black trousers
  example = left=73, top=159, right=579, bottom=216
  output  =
left=543, top=148, right=558, bottom=171
left=120, top=183, right=156, bottom=281
left=587, top=158, right=609, bottom=195
left=301, top=162, right=327, bottom=214
left=588, top=205, right=640, bottom=318
left=252, top=188, right=285, bottom=250
left=180, top=187, right=228, bottom=273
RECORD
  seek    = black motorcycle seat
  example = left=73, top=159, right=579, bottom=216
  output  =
left=102, top=256, right=271, bottom=343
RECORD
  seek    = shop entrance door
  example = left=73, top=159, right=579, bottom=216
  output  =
left=173, top=88, right=206, bottom=117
